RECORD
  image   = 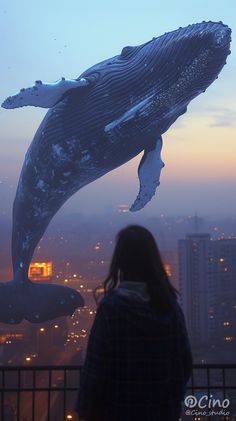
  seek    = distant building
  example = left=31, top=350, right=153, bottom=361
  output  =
left=208, top=239, right=236, bottom=346
left=179, top=234, right=211, bottom=346
left=0, top=321, right=33, bottom=365
left=117, top=204, right=129, bottom=213
left=179, top=234, right=236, bottom=348
left=28, top=261, right=53, bottom=282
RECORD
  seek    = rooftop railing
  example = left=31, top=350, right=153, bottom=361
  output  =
left=0, top=364, right=235, bottom=421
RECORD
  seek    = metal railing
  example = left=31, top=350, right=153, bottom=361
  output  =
left=0, top=365, right=81, bottom=421
left=184, top=364, right=236, bottom=421
left=0, top=364, right=235, bottom=421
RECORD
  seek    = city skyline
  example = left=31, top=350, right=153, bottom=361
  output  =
left=1, top=223, right=236, bottom=367
left=1, top=210, right=236, bottom=281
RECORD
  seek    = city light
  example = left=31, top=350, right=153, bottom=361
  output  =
left=118, top=204, right=129, bottom=213
left=28, top=261, right=53, bottom=281
left=164, top=263, right=172, bottom=277
left=54, top=325, right=59, bottom=329
left=25, top=357, right=31, bottom=362
left=39, top=328, right=45, bottom=332
left=224, top=336, right=234, bottom=342
left=66, top=415, right=73, bottom=420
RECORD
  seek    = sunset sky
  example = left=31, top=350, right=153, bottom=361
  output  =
left=0, top=0, right=235, bottom=218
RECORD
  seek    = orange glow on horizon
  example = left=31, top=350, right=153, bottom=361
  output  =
left=164, top=263, right=172, bottom=277
left=110, top=113, right=236, bottom=185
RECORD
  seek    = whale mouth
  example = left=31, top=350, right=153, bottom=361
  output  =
left=194, top=22, right=231, bottom=54
left=213, top=26, right=231, bottom=49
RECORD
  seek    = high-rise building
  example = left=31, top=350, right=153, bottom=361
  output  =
left=179, top=234, right=211, bottom=346
left=179, top=235, right=236, bottom=349
left=208, top=239, right=236, bottom=346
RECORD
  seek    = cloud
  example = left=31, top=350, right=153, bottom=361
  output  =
left=166, top=106, right=236, bottom=131
left=183, top=105, right=236, bottom=128
left=209, top=108, right=236, bottom=127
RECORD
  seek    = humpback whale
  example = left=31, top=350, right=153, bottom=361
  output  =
left=1, top=21, right=231, bottom=323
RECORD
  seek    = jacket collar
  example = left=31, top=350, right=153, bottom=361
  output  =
left=116, top=281, right=150, bottom=302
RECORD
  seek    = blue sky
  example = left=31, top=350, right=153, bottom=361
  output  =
left=0, top=0, right=235, bottom=217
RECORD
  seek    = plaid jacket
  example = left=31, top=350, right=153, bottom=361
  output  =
left=76, top=284, right=193, bottom=421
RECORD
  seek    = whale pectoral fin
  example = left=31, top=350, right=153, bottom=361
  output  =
left=130, top=136, right=164, bottom=212
left=1, top=77, right=91, bottom=109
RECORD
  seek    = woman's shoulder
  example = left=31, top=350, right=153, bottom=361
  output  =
left=98, top=289, right=121, bottom=308
left=96, top=290, right=184, bottom=325
left=96, top=288, right=137, bottom=318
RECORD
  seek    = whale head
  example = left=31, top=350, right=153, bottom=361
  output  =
left=118, top=21, right=231, bottom=92
left=83, top=21, right=231, bottom=136
left=100, top=21, right=230, bottom=132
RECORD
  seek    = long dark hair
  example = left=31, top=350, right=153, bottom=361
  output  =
left=95, top=225, right=179, bottom=313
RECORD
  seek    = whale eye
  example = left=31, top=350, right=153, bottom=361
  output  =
left=120, top=46, right=135, bottom=59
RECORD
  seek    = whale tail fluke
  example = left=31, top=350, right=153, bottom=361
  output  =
left=0, top=280, right=84, bottom=324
